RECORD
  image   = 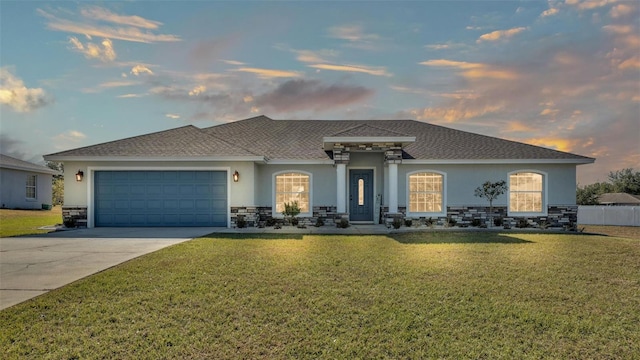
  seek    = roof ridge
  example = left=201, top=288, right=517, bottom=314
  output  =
left=202, top=130, right=262, bottom=157
left=329, top=123, right=411, bottom=137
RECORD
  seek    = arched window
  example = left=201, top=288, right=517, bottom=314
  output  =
left=274, top=171, right=311, bottom=215
left=408, top=171, right=445, bottom=214
left=509, top=171, right=545, bottom=213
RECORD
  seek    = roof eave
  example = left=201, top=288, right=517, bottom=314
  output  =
left=0, top=164, right=60, bottom=175
left=402, top=158, right=595, bottom=165
left=42, top=155, right=266, bottom=162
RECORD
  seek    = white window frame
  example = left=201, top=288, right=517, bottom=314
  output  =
left=508, top=170, right=548, bottom=216
left=272, top=170, right=312, bottom=218
left=26, top=174, right=37, bottom=200
left=406, top=170, right=446, bottom=217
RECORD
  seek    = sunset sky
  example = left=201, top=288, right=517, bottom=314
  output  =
left=1, top=1, right=638, bottom=185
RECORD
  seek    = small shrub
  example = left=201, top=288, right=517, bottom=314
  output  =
left=235, top=216, right=246, bottom=228
left=314, top=218, right=325, bottom=227
left=493, top=217, right=503, bottom=227
left=337, top=218, right=350, bottom=228
left=404, top=219, right=413, bottom=227
left=538, top=220, right=550, bottom=229
left=291, top=217, right=299, bottom=226
left=446, top=217, right=457, bottom=227
left=516, top=218, right=529, bottom=228
left=426, top=217, right=435, bottom=228
left=391, top=218, right=403, bottom=229
left=471, top=218, right=482, bottom=227
left=265, top=217, right=276, bottom=227
left=63, top=217, right=76, bottom=228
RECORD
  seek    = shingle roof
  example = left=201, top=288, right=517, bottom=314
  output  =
left=45, top=125, right=259, bottom=158
left=598, top=193, right=640, bottom=205
left=45, top=115, right=595, bottom=163
left=0, top=154, right=60, bottom=175
left=202, top=116, right=594, bottom=162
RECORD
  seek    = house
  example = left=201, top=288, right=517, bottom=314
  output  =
left=0, top=154, right=59, bottom=209
left=598, top=193, right=640, bottom=206
left=44, top=115, right=594, bottom=228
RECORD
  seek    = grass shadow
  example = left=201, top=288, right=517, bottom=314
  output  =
left=391, top=231, right=534, bottom=244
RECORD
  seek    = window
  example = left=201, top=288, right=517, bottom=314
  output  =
left=408, top=172, right=444, bottom=213
left=26, top=175, right=37, bottom=199
left=275, top=172, right=310, bottom=214
left=509, top=172, right=543, bottom=213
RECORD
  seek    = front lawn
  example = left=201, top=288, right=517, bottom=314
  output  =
left=1, top=232, right=638, bottom=359
left=0, top=206, right=62, bottom=237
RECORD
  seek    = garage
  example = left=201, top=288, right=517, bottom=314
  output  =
left=94, top=171, right=227, bottom=227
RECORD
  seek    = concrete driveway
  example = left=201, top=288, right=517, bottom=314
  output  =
left=0, top=227, right=216, bottom=310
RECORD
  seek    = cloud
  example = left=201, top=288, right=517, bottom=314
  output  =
left=308, top=63, right=392, bottom=77
left=189, top=35, right=241, bottom=70
left=477, top=27, right=526, bottom=43
left=188, top=85, right=206, bottom=96
left=220, top=59, right=245, bottom=66
left=165, top=113, right=180, bottom=119
left=99, top=81, right=138, bottom=88
left=254, top=79, right=373, bottom=113
left=610, top=3, right=635, bottom=18
left=0, top=67, right=52, bottom=112
left=80, top=6, right=162, bottom=29
left=541, top=7, right=559, bottom=17
left=232, top=67, right=302, bottom=79
left=117, top=93, right=145, bottom=98
left=68, top=36, right=116, bottom=62
left=37, top=7, right=180, bottom=43
left=419, top=59, right=519, bottom=80
left=328, top=24, right=382, bottom=50
left=294, top=49, right=338, bottom=63
left=130, top=65, right=153, bottom=76
left=53, top=130, right=87, bottom=143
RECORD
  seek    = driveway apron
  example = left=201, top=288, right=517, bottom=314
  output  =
left=0, top=227, right=215, bottom=310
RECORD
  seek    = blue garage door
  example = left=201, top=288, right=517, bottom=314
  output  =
left=95, top=171, right=227, bottom=227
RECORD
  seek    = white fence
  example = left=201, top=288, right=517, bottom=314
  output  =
left=578, top=206, right=640, bottom=226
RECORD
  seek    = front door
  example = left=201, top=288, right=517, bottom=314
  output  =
left=349, top=169, right=374, bottom=222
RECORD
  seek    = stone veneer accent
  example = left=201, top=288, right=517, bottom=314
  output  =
left=62, top=206, right=88, bottom=228
left=383, top=205, right=578, bottom=228
left=230, top=206, right=341, bottom=228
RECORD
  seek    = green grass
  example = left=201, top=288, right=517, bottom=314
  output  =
left=1, top=232, right=639, bottom=359
left=0, top=206, right=62, bottom=237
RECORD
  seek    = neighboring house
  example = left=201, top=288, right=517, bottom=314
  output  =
left=44, top=115, right=595, bottom=228
left=0, top=154, right=59, bottom=209
left=598, top=193, right=640, bottom=206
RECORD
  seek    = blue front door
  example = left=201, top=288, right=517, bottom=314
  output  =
left=349, top=169, right=374, bottom=222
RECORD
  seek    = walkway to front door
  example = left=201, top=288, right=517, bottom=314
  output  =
left=349, top=169, right=374, bottom=222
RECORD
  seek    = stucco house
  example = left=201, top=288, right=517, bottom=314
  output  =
left=0, top=154, right=59, bottom=209
left=44, top=115, right=594, bottom=228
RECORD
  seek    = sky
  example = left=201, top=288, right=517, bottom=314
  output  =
left=0, top=0, right=638, bottom=185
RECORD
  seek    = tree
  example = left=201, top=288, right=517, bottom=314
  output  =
left=46, top=161, right=64, bottom=205
left=608, top=168, right=640, bottom=194
left=474, top=180, right=508, bottom=226
left=576, top=182, right=613, bottom=205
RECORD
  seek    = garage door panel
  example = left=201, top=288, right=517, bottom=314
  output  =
left=95, top=171, right=227, bottom=227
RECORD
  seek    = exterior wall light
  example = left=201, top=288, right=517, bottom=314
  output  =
left=75, top=170, right=84, bottom=182
left=233, top=170, right=239, bottom=182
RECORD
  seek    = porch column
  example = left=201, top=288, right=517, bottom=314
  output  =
left=388, top=163, right=398, bottom=213
left=336, top=163, right=347, bottom=213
